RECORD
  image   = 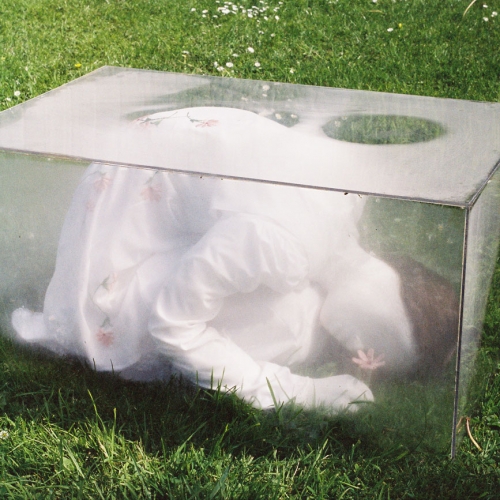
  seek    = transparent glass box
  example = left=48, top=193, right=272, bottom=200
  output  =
left=0, top=67, right=499, bottom=455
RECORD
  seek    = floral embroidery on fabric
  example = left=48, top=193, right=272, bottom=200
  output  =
left=93, top=173, right=112, bottom=192
left=133, top=111, right=219, bottom=129
left=194, top=119, right=219, bottom=128
left=96, top=327, right=114, bottom=346
left=141, top=184, right=162, bottom=202
left=135, top=117, right=159, bottom=128
left=134, top=110, right=180, bottom=127
left=85, top=201, right=96, bottom=212
left=186, top=113, right=219, bottom=128
left=90, top=276, right=118, bottom=346
left=101, top=273, right=118, bottom=293
left=141, top=171, right=162, bottom=202
left=83, top=169, right=113, bottom=214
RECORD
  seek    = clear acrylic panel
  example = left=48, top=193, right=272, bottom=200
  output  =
left=0, top=68, right=499, bottom=455
left=456, top=169, right=500, bottom=451
left=0, top=156, right=465, bottom=452
left=0, top=151, right=86, bottom=315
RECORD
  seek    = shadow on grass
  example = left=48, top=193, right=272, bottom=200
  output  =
left=1, top=332, right=500, bottom=497
left=0, top=330, right=456, bottom=454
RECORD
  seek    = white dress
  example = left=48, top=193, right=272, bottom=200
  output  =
left=12, top=107, right=416, bottom=410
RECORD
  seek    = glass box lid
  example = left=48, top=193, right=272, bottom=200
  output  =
left=0, top=66, right=499, bottom=205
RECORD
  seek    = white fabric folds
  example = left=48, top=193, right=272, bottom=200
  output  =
left=12, top=107, right=418, bottom=411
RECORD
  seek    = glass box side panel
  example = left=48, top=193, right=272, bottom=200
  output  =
left=357, top=197, right=465, bottom=452
left=457, top=169, right=500, bottom=450
left=0, top=152, right=87, bottom=330
left=2, top=159, right=464, bottom=452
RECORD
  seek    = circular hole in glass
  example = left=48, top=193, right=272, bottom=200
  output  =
left=322, top=114, right=446, bottom=145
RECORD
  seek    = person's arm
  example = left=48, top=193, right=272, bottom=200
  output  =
left=149, top=213, right=373, bottom=410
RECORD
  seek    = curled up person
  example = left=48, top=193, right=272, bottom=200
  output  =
left=11, top=107, right=458, bottom=413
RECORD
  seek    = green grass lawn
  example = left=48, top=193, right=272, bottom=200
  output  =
left=1, top=0, right=500, bottom=497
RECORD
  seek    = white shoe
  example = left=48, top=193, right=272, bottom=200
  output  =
left=295, top=374, right=374, bottom=414
left=11, top=308, right=47, bottom=342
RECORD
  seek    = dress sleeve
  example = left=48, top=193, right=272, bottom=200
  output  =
left=148, top=213, right=316, bottom=408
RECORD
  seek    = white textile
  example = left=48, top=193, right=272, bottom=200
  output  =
left=11, top=107, right=417, bottom=411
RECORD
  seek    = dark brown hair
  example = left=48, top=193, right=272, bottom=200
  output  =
left=387, top=256, right=459, bottom=377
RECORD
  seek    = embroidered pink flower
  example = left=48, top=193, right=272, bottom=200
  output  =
left=134, top=116, right=160, bottom=128
left=101, top=273, right=118, bottom=292
left=85, top=200, right=96, bottom=212
left=93, top=174, right=112, bottom=192
left=352, top=348, right=386, bottom=370
left=134, top=112, right=179, bottom=127
left=134, top=116, right=152, bottom=127
left=96, top=328, right=114, bottom=347
left=141, top=184, right=162, bottom=202
left=195, top=119, right=219, bottom=128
